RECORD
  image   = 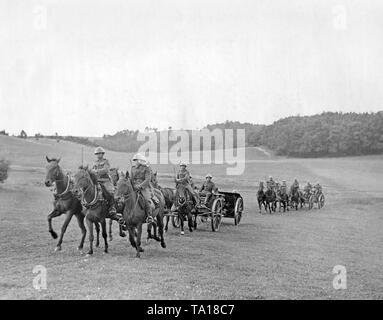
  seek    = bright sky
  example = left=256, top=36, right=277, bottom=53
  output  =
left=0, top=0, right=382, bottom=136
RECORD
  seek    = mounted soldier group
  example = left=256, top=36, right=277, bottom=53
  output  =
left=44, top=147, right=222, bottom=257
left=257, top=175, right=324, bottom=213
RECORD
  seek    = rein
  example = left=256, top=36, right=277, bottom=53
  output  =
left=54, top=174, right=71, bottom=198
left=81, top=183, right=99, bottom=208
left=118, top=180, right=140, bottom=213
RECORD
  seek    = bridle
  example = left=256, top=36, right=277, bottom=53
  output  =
left=77, top=172, right=99, bottom=208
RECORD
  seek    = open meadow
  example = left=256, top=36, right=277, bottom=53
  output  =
left=0, top=136, right=382, bottom=299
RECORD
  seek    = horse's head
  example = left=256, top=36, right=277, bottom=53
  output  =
left=176, top=184, right=188, bottom=206
left=45, top=156, right=62, bottom=187
left=109, top=167, right=119, bottom=186
left=115, top=171, right=134, bottom=200
left=74, top=165, right=95, bottom=191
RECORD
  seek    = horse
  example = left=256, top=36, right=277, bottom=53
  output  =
left=160, top=187, right=176, bottom=232
left=115, top=172, right=166, bottom=258
left=73, top=166, right=110, bottom=255
left=257, top=188, right=266, bottom=213
left=276, top=189, right=289, bottom=212
left=174, top=184, right=194, bottom=235
left=264, top=188, right=277, bottom=213
left=107, top=168, right=126, bottom=241
left=44, top=156, right=86, bottom=252
left=290, top=189, right=301, bottom=211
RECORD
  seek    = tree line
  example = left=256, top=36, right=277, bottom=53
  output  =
left=2, top=111, right=383, bottom=157
left=251, top=112, right=383, bottom=157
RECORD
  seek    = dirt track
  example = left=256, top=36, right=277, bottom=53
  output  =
left=0, top=138, right=382, bottom=299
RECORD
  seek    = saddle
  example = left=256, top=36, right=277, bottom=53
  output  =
left=135, top=190, right=159, bottom=212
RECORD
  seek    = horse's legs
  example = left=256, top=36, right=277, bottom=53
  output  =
left=151, top=220, right=160, bottom=242
left=146, top=223, right=153, bottom=242
left=101, top=219, right=108, bottom=253
left=108, top=219, right=113, bottom=241
left=127, top=226, right=137, bottom=249
left=119, top=225, right=126, bottom=238
left=125, top=225, right=140, bottom=257
left=188, top=211, right=193, bottom=232
left=136, top=224, right=144, bottom=253
left=179, top=212, right=185, bottom=235
left=95, top=222, right=100, bottom=248
left=86, top=218, right=94, bottom=255
left=47, top=209, right=61, bottom=239
left=164, top=215, right=169, bottom=232
left=75, top=212, right=86, bottom=251
left=157, top=214, right=166, bottom=248
left=55, top=210, right=74, bottom=251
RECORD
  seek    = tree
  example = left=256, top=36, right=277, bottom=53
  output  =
left=0, top=159, right=10, bottom=183
left=19, top=130, right=27, bottom=139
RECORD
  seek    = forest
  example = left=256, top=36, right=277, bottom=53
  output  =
left=5, top=111, right=383, bottom=157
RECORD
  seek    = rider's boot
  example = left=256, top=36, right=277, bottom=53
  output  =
left=145, top=201, right=156, bottom=224
left=107, top=199, right=124, bottom=226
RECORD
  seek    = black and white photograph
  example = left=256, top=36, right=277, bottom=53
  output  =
left=0, top=0, right=382, bottom=304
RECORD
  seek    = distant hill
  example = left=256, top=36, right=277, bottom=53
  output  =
left=254, top=112, right=383, bottom=157
left=5, top=111, right=382, bottom=158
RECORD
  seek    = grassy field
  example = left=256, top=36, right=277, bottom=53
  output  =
left=0, top=136, right=382, bottom=299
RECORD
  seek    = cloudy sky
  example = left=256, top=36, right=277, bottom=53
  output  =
left=0, top=0, right=382, bottom=136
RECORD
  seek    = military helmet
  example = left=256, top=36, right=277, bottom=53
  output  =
left=94, top=146, right=105, bottom=154
left=205, top=173, right=213, bottom=178
left=180, top=161, right=187, bottom=167
left=132, top=153, right=146, bottom=161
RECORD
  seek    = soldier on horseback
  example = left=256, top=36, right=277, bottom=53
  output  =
left=267, top=176, right=276, bottom=190
left=313, top=182, right=322, bottom=195
left=130, top=153, right=159, bottom=223
left=303, top=182, right=312, bottom=197
left=290, top=178, right=300, bottom=195
left=280, top=180, right=287, bottom=194
left=174, top=162, right=198, bottom=212
left=199, top=173, right=217, bottom=207
left=92, top=147, right=121, bottom=223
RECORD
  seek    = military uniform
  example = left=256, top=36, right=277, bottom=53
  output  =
left=131, top=162, right=158, bottom=216
left=266, top=179, right=275, bottom=190
left=290, top=180, right=300, bottom=195
left=280, top=181, right=287, bottom=194
left=314, top=183, right=322, bottom=194
left=303, top=183, right=312, bottom=196
left=175, top=167, right=198, bottom=205
left=92, top=147, right=120, bottom=222
left=92, top=158, right=114, bottom=195
left=199, top=178, right=217, bottom=205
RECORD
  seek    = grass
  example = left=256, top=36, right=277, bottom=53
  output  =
left=0, top=136, right=382, bottom=299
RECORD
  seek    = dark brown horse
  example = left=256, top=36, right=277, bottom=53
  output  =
left=276, top=189, right=289, bottom=212
left=44, top=157, right=86, bottom=252
left=264, top=188, right=277, bottom=213
left=160, top=187, right=176, bottom=232
left=174, top=184, right=194, bottom=235
left=107, top=168, right=126, bottom=241
left=115, top=172, right=166, bottom=258
left=257, top=188, right=266, bottom=213
left=73, top=166, right=109, bottom=255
